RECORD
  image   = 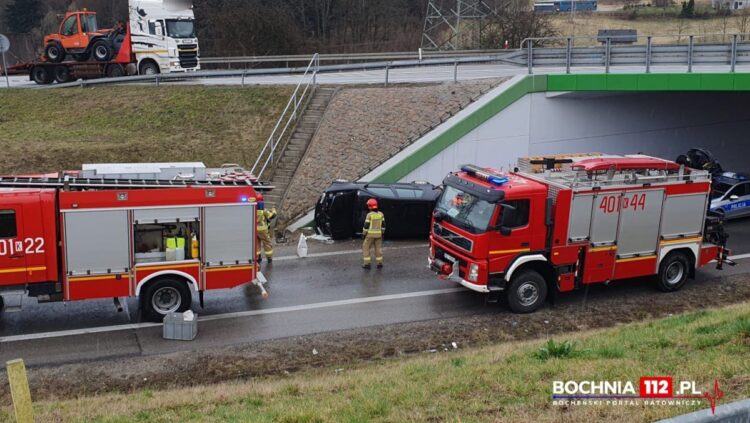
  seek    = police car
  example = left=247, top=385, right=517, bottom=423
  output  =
left=710, top=172, right=750, bottom=219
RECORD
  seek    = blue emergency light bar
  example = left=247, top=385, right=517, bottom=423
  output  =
left=461, top=164, right=509, bottom=186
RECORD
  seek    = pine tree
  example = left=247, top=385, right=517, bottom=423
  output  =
left=4, top=0, right=43, bottom=33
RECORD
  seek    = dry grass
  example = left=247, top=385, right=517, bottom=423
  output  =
left=7, top=302, right=749, bottom=422
left=549, top=13, right=748, bottom=44
left=0, top=85, right=293, bottom=175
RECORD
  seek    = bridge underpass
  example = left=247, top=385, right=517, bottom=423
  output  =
left=358, top=73, right=750, bottom=186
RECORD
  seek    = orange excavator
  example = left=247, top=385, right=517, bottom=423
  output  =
left=42, top=10, right=123, bottom=63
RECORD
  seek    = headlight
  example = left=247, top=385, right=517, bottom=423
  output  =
left=468, top=263, right=479, bottom=282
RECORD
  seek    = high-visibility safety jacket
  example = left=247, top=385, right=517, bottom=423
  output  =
left=257, top=208, right=277, bottom=232
left=363, top=211, right=385, bottom=237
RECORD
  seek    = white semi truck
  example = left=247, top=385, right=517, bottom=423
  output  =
left=11, top=0, right=200, bottom=84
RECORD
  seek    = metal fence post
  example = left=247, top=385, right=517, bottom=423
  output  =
left=646, top=36, right=652, bottom=74
left=605, top=37, right=611, bottom=73
left=155, top=74, right=160, bottom=87
left=566, top=37, right=572, bottom=74
left=687, top=35, right=694, bottom=73
left=385, top=63, right=390, bottom=87
left=731, top=34, right=738, bottom=72
left=453, top=59, right=458, bottom=83
left=241, top=71, right=246, bottom=87
left=527, top=41, right=533, bottom=74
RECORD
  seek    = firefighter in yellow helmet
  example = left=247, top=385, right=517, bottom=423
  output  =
left=256, top=194, right=277, bottom=263
left=362, top=198, right=385, bottom=269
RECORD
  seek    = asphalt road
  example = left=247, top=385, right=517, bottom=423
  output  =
left=3, top=63, right=749, bottom=89
left=0, top=219, right=748, bottom=367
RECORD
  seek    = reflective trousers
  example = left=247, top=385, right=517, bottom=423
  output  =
left=362, top=236, right=383, bottom=265
left=257, top=230, right=273, bottom=259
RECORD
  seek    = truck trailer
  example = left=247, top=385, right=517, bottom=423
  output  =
left=10, top=0, right=199, bottom=85
left=0, top=163, right=269, bottom=321
left=429, top=154, right=731, bottom=313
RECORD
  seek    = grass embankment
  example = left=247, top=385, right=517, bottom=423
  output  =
left=0, top=86, right=292, bottom=174
left=13, top=302, right=750, bottom=422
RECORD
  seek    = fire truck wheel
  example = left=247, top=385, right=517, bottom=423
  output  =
left=657, top=252, right=689, bottom=292
left=507, top=270, right=548, bottom=313
left=142, top=278, right=192, bottom=322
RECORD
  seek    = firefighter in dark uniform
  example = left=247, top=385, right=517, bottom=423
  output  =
left=362, top=198, right=385, bottom=269
left=256, top=194, right=277, bottom=263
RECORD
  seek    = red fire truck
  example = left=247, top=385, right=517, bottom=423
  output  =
left=0, top=163, right=269, bottom=321
left=429, top=154, right=732, bottom=313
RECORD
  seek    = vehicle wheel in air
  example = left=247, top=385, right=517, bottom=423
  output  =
left=139, top=61, right=160, bottom=75
left=105, top=64, right=125, bottom=78
left=507, top=270, right=548, bottom=313
left=141, top=277, right=192, bottom=322
left=53, top=65, right=71, bottom=83
left=92, top=40, right=113, bottom=61
left=657, top=252, right=689, bottom=292
left=31, top=66, right=53, bottom=85
left=44, top=43, right=64, bottom=63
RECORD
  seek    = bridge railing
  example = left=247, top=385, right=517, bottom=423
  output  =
left=521, top=32, right=750, bottom=74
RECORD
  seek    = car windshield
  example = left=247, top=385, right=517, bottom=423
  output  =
left=711, top=182, right=733, bottom=199
left=434, top=185, right=496, bottom=233
left=165, top=19, right=195, bottom=38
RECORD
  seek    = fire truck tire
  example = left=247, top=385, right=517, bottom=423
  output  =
left=142, top=277, right=192, bottom=322
left=44, top=43, right=65, bottom=63
left=657, top=252, right=689, bottom=292
left=54, top=65, right=71, bottom=83
left=507, top=270, right=548, bottom=313
left=92, top=40, right=113, bottom=62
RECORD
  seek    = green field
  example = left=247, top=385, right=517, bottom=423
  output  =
left=10, top=302, right=750, bottom=423
left=0, top=86, right=292, bottom=175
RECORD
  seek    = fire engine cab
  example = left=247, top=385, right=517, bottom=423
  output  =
left=429, top=154, right=732, bottom=313
left=0, top=163, right=270, bottom=321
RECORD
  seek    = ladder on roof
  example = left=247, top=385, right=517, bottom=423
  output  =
left=0, top=176, right=275, bottom=191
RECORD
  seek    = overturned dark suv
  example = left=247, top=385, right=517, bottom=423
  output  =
left=315, top=181, right=442, bottom=240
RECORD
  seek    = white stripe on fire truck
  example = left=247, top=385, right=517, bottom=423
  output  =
left=659, top=237, right=703, bottom=245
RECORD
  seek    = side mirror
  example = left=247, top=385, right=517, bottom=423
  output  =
left=730, top=195, right=739, bottom=201
left=155, top=22, right=164, bottom=37
left=499, top=226, right=512, bottom=236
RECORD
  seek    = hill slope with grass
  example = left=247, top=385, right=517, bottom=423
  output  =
left=11, top=302, right=750, bottom=422
left=0, top=86, right=293, bottom=174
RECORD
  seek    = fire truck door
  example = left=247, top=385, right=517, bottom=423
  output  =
left=583, top=191, right=622, bottom=283
left=0, top=205, right=27, bottom=285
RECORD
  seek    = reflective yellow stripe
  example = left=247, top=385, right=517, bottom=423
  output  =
left=660, top=237, right=702, bottom=245
left=590, top=246, right=617, bottom=253
left=136, top=263, right=199, bottom=272
left=0, top=266, right=46, bottom=274
left=69, top=274, right=129, bottom=282
left=616, top=255, right=656, bottom=263
left=489, top=248, right=530, bottom=255
left=205, top=265, right=254, bottom=273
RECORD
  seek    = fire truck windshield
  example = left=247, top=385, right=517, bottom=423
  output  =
left=434, top=185, right=496, bottom=233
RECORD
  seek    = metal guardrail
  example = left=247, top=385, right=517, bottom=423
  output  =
left=25, top=32, right=750, bottom=91
left=200, top=49, right=505, bottom=66
left=521, top=33, right=750, bottom=74
left=250, top=53, right=320, bottom=179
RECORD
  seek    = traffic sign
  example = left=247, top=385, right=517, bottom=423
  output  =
left=0, top=34, right=9, bottom=53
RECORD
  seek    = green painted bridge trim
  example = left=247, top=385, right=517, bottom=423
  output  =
left=370, top=72, right=750, bottom=184
left=547, top=73, right=750, bottom=92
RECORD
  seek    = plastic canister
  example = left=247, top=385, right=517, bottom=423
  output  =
left=165, top=237, right=186, bottom=261
left=175, top=237, right=186, bottom=261
left=191, top=234, right=199, bottom=259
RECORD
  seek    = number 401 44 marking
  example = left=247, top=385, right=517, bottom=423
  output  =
left=599, top=193, right=647, bottom=214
